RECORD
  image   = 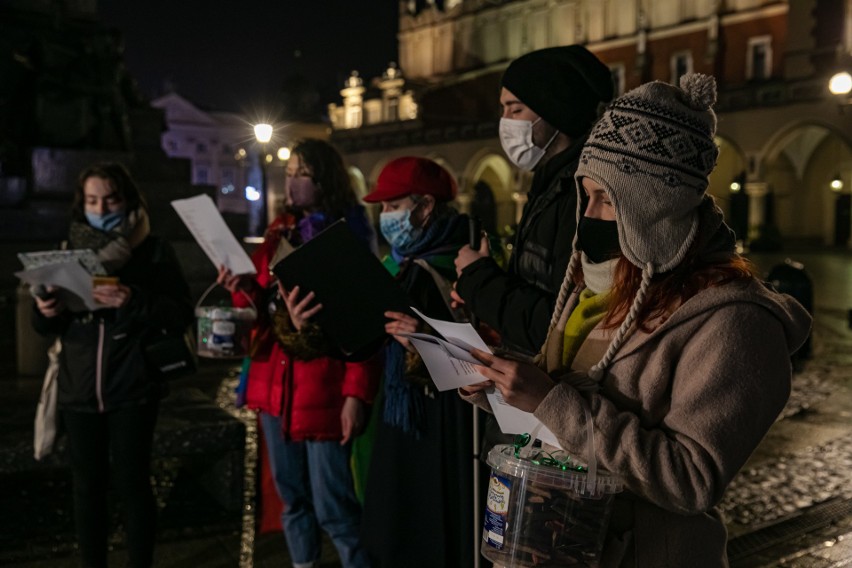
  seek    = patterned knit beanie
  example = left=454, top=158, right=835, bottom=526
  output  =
left=577, top=73, right=718, bottom=272
left=541, top=74, right=719, bottom=379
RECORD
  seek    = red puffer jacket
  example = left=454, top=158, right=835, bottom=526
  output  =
left=244, top=338, right=380, bottom=440
left=235, top=213, right=381, bottom=440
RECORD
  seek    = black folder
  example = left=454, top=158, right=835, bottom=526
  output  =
left=271, top=220, right=411, bottom=357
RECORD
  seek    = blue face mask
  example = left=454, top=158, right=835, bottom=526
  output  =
left=380, top=208, right=422, bottom=250
left=85, top=210, right=125, bottom=232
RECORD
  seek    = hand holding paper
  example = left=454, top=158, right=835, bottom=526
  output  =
left=16, top=260, right=99, bottom=312
left=403, top=307, right=561, bottom=448
left=172, top=194, right=256, bottom=275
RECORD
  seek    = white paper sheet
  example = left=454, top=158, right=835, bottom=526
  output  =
left=16, top=260, right=98, bottom=312
left=171, top=194, right=256, bottom=275
left=485, top=389, right=562, bottom=449
left=406, top=307, right=560, bottom=447
left=406, top=334, right=489, bottom=391
left=18, top=249, right=106, bottom=275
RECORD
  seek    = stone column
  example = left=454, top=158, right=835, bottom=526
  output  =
left=455, top=191, right=472, bottom=215
left=745, top=181, right=769, bottom=239
left=511, top=191, right=528, bottom=225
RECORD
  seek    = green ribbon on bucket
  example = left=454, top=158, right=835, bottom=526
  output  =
left=513, top=433, right=587, bottom=472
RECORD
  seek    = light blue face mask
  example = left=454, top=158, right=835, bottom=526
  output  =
left=380, top=208, right=422, bottom=250
left=85, top=210, right=125, bottom=232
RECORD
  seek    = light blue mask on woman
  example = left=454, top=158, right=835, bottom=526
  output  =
left=85, top=210, right=125, bottom=232
left=380, top=208, right=422, bottom=250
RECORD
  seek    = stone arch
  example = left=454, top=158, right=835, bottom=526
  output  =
left=348, top=165, right=376, bottom=224
left=760, top=122, right=852, bottom=245
left=460, top=151, right=517, bottom=235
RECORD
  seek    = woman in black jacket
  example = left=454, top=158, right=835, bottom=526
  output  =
left=32, top=162, right=193, bottom=568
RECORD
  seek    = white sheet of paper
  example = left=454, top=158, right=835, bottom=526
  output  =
left=410, top=307, right=490, bottom=352
left=408, top=306, right=560, bottom=447
left=406, top=335, right=489, bottom=391
left=485, top=388, right=562, bottom=449
left=16, top=260, right=98, bottom=312
left=18, top=249, right=106, bottom=275
left=171, top=194, right=256, bottom=275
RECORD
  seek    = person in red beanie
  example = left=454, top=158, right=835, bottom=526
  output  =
left=218, top=139, right=380, bottom=568
left=359, top=157, right=478, bottom=568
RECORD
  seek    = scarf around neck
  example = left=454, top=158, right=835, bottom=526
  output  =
left=68, top=208, right=150, bottom=274
left=382, top=211, right=468, bottom=437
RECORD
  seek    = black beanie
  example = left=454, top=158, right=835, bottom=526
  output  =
left=502, top=45, right=614, bottom=138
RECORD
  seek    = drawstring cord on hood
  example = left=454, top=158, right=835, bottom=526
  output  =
left=587, top=262, right=653, bottom=380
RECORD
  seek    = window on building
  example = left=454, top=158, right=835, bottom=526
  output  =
left=386, top=97, right=400, bottom=122
left=167, top=140, right=178, bottom=153
left=670, top=51, right=693, bottom=85
left=222, top=144, right=232, bottom=155
left=196, top=142, right=207, bottom=154
left=345, top=106, right=362, bottom=129
left=221, top=168, right=234, bottom=186
left=194, top=167, right=208, bottom=185
left=610, top=64, right=626, bottom=97
left=747, top=36, right=772, bottom=81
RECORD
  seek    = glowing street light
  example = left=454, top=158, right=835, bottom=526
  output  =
left=830, top=175, right=844, bottom=192
left=253, top=123, right=273, bottom=143
left=277, top=147, right=291, bottom=161
left=253, top=123, right=273, bottom=234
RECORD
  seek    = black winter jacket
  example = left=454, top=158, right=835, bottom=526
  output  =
left=456, top=139, right=584, bottom=356
left=33, top=236, right=193, bottom=413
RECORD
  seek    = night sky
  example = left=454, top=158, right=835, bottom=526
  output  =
left=98, top=0, right=400, bottom=116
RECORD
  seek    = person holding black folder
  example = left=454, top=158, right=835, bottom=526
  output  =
left=217, top=139, right=379, bottom=568
left=358, top=157, right=477, bottom=568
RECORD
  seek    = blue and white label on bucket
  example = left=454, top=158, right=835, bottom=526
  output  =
left=484, top=472, right=511, bottom=549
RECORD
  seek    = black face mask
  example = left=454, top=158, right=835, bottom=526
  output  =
left=577, top=216, right=621, bottom=263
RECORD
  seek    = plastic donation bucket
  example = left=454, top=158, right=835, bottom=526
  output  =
left=195, top=283, right=257, bottom=359
left=482, top=443, right=623, bottom=567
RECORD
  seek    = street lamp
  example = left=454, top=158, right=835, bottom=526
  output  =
left=254, top=123, right=273, bottom=234
left=829, top=72, right=852, bottom=96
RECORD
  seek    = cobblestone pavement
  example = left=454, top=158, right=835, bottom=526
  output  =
left=723, top=308, right=852, bottom=567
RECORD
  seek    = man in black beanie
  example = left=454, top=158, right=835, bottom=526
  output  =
left=454, top=44, right=614, bottom=356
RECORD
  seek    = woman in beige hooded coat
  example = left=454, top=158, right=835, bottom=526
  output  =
left=462, top=74, right=811, bottom=567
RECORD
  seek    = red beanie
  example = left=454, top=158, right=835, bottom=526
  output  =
left=363, top=157, right=457, bottom=203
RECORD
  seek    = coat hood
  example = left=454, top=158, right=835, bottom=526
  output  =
left=613, top=278, right=812, bottom=364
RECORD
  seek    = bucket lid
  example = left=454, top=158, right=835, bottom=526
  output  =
left=195, top=305, right=257, bottom=320
left=487, top=444, right=622, bottom=498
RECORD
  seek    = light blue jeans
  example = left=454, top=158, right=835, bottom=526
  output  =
left=259, top=412, right=369, bottom=568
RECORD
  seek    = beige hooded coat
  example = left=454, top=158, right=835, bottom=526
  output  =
left=465, top=278, right=811, bottom=566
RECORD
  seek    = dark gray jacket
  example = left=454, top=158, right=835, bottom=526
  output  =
left=457, top=139, right=583, bottom=355
left=33, top=236, right=193, bottom=412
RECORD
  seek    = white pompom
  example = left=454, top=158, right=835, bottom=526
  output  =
left=679, top=73, right=717, bottom=110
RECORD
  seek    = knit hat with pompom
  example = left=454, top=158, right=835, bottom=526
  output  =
left=576, top=73, right=719, bottom=273
left=541, top=74, right=721, bottom=380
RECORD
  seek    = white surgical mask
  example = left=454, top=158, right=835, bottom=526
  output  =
left=499, top=117, right=559, bottom=171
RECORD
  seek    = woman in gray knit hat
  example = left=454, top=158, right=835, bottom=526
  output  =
left=461, top=74, right=812, bottom=566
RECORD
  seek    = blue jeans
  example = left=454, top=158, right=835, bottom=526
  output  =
left=259, top=412, right=369, bottom=568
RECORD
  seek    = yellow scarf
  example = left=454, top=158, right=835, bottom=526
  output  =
left=561, top=288, right=610, bottom=368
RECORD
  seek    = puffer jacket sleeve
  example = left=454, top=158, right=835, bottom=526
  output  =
left=534, top=303, right=793, bottom=515
left=341, top=352, right=382, bottom=404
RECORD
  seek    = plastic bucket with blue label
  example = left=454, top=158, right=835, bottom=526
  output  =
left=195, top=283, right=257, bottom=359
left=482, top=443, right=622, bottom=567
